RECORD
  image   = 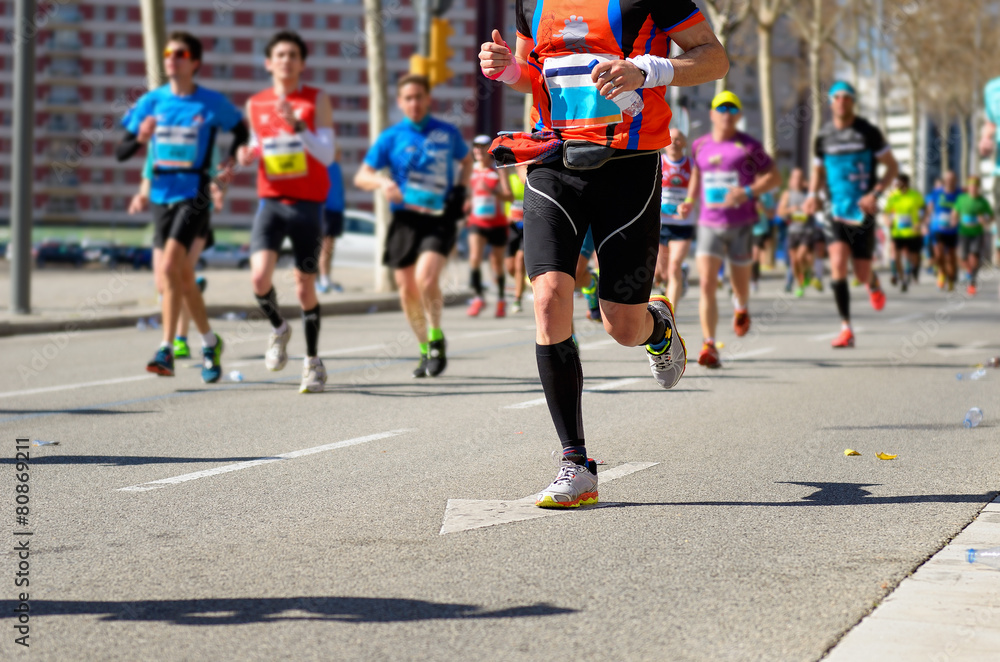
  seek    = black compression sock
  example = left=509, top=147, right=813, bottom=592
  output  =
left=302, top=305, right=320, bottom=357
left=752, top=261, right=760, bottom=283
left=536, top=338, right=584, bottom=460
left=470, top=268, right=483, bottom=297
left=497, top=274, right=505, bottom=301
left=255, top=288, right=284, bottom=328
left=832, top=279, right=850, bottom=322
left=643, top=304, right=668, bottom=347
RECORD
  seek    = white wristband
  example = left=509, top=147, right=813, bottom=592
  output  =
left=626, top=54, right=674, bottom=88
left=496, top=64, right=521, bottom=85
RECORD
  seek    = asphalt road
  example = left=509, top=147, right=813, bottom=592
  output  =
left=0, top=273, right=998, bottom=661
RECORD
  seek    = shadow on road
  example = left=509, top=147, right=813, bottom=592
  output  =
left=0, top=597, right=575, bottom=625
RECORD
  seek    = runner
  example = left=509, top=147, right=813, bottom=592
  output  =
left=317, top=149, right=345, bottom=294
left=576, top=230, right=601, bottom=322
left=480, top=0, right=727, bottom=507
left=466, top=135, right=512, bottom=318
left=237, top=31, right=335, bottom=393
left=129, top=151, right=219, bottom=358
left=882, top=173, right=925, bottom=293
left=980, top=74, right=1000, bottom=286
left=504, top=164, right=528, bottom=314
left=750, top=188, right=777, bottom=294
left=678, top=91, right=781, bottom=368
left=354, top=74, right=472, bottom=378
left=116, top=31, right=246, bottom=382
left=777, top=167, right=815, bottom=297
left=656, top=128, right=695, bottom=308
left=926, top=170, right=961, bottom=291
left=804, top=81, right=898, bottom=348
left=951, top=176, right=994, bottom=296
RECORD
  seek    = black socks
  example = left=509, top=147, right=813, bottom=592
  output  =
left=255, top=288, right=284, bottom=328
left=302, top=305, right=320, bottom=358
left=470, top=268, right=483, bottom=297
left=497, top=273, right=505, bottom=301
left=643, top=305, right=668, bottom=347
left=832, top=279, right=850, bottom=322
left=536, top=338, right=585, bottom=464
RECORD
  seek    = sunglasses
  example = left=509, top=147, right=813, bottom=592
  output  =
left=830, top=93, right=854, bottom=101
left=163, top=47, right=191, bottom=60
left=714, top=104, right=740, bottom=114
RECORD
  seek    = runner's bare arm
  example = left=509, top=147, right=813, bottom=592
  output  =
left=860, top=150, right=898, bottom=216
left=354, top=164, right=403, bottom=204
left=298, top=93, right=335, bottom=165
left=677, top=165, right=700, bottom=217
left=478, top=30, right=533, bottom=95
left=979, top=121, right=996, bottom=157
left=803, top=162, right=825, bottom=215
left=776, top=190, right=791, bottom=219
left=496, top=167, right=513, bottom=203
left=459, top=152, right=474, bottom=188
left=665, top=21, right=729, bottom=88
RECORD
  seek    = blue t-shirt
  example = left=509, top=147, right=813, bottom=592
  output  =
left=985, top=76, right=1000, bottom=175
left=325, top=162, right=345, bottom=212
left=814, top=117, right=888, bottom=224
left=928, top=188, right=962, bottom=234
left=363, top=116, right=469, bottom=213
left=123, top=85, right=242, bottom=205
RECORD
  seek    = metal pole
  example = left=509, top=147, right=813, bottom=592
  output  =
left=364, top=0, right=393, bottom=293
left=10, top=0, right=37, bottom=314
left=417, top=0, right=432, bottom=58
left=139, top=0, right=167, bottom=89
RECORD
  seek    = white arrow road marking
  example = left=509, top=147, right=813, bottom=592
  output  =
left=503, top=377, right=644, bottom=410
left=439, top=461, right=658, bottom=534
left=119, top=429, right=412, bottom=492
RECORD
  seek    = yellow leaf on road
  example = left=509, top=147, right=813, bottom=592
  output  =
left=876, top=452, right=898, bottom=460
left=844, top=449, right=861, bottom=456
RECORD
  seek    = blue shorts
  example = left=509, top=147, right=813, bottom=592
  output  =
left=659, top=224, right=695, bottom=246
left=579, top=227, right=595, bottom=259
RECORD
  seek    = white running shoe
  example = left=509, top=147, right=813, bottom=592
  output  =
left=265, top=324, right=292, bottom=372
left=536, top=459, right=599, bottom=508
left=645, top=295, right=687, bottom=389
left=300, top=357, right=327, bottom=393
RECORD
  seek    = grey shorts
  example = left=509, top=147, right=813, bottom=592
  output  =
left=251, top=198, right=323, bottom=274
left=695, top=223, right=753, bottom=266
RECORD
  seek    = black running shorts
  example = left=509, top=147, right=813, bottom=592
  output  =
left=507, top=223, right=524, bottom=257
left=524, top=152, right=660, bottom=305
left=469, top=224, right=509, bottom=248
left=383, top=209, right=457, bottom=269
left=892, top=236, right=923, bottom=254
left=932, top=231, right=958, bottom=249
left=823, top=215, right=876, bottom=261
left=323, top=209, right=344, bottom=238
left=250, top=198, right=323, bottom=274
left=959, top=234, right=984, bottom=260
left=152, top=200, right=210, bottom=251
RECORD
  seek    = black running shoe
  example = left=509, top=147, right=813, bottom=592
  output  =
left=412, top=354, right=429, bottom=378
left=426, top=337, right=447, bottom=377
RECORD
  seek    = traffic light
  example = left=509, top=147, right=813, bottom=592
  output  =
left=428, top=18, right=453, bottom=87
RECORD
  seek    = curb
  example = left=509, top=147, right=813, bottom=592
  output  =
left=0, top=289, right=474, bottom=338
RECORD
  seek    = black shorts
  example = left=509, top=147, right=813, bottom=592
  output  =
left=323, top=209, right=344, bottom=238
left=892, top=236, right=923, bottom=254
left=659, top=224, right=694, bottom=246
left=384, top=209, right=457, bottom=269
left=753, top=232, right=771, bottom=249
left=787, top=227, right=815, bottom=251
left=524, top=151, right=660, bottom=305
left=507, top=223, right=524, bottom=257
left=152, top=200, right=210, bottom=251
left=250, top=198, right=323, bottom=274
left=932, top=231, right=958, bottom=249
left=469, top=224, right=509, bottom=247
left=959, top=234, right=984, bottom=260
left=823, top=216, right=876, bottom=261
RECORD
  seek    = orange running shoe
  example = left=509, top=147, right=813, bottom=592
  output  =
left=868, top=287, right=886, bottom=311
left=967, top=285, right=977, bottom=296
left=698, top=342, right=721, bottom=368
left=831, top=328, right=855, bottom=348
left=466, top=297, right=485, bottom=317
left=495, top=300, right=506, bottom=318
left=733, top=310, right=751, bottom=337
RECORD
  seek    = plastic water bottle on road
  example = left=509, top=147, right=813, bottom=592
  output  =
left=589, top=59, right=644, bottom=117
left=967, top=547, right=1000, bottom=569
left=227, top=371, right=244, bottom=383
left=963, top=407, right=983, bottom=428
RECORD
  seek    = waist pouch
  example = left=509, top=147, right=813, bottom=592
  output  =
left=489, top=131, right=563, bottom=167
left=561, top=140, right=657, bottom=171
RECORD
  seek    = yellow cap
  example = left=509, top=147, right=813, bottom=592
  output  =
left=711, top=91, right=742, bottom=111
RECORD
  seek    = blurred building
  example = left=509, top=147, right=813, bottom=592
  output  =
left=0, top=0, right=483, bottom=226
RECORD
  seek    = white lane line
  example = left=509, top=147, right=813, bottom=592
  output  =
left=440, top=462, right=659, bottom=534
left=118, top=429, right=411, bottom=493
left=723, top=347, right=776, bottom=361
left=503, top=377, right=644, bottom=410
left=578, top=338, right=618, bottom=350
left=890, top=312, right=926, bottom=324
left=812, top=327, right=865, bottom=341
left=0, top=375, right=155, bottom=400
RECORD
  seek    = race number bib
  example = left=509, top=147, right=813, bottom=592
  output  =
left=262, top=134, right=308, bottom=180
left=403, top=171, right=448, bottom=216
left=543, top=53, right=623, bottom=130
left=472, top=194, right=496, bottom=218
left=961, top=214, right=979, bottom=227
left=660, top=187, right=687, bottom=217
left=894, top=213, right=913, bottom=230
left=791, top=211, right=808, bottom=223
left=703, top=171, right=738, bottom=207
left=154, top=126, right=198, bottom=169
left=509, top=200, right=524, bottom=223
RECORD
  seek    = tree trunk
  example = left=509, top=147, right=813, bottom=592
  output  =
left=909, top=79, right=919, bottom=179
left=714, top=23, right=730, bottom=96
left=757, top=21, right=775, bottom=154
left=938, top=118, right=950, bottom=176
left=363, top=0, right=394, bottom=292
left=808, top=0, right=823, bottom=152
left=958, top=113, right=969, bottom=182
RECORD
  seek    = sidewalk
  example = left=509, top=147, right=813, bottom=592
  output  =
left=0, top=260, right=472, bottom=337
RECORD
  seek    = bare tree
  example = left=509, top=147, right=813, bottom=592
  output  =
left=786, top=0, right=847, bottom=150
left=746, top=0, right=787, bottom=155
left=700, top=0, right=751, bottom=95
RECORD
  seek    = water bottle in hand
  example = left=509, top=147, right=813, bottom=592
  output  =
left=963, top=407, right=983, bottom=428
left=967, top=547, right=1000, bottom=569
left=589, top=59, right=644, bottom=117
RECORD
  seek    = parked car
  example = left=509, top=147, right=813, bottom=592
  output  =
left=81, top=240, right=114, bottom=263
left=98, top=245, right=151, bottom=270
left=131, top=247, right=153, bottom=270
left=34, top=241, right=85, bottom=268
left=197, top=243, right=251, bottom=270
